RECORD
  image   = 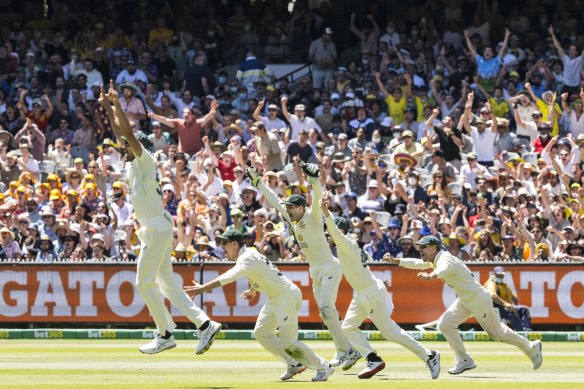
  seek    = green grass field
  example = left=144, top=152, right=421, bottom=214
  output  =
left=0, top=339, right=582, bottom=388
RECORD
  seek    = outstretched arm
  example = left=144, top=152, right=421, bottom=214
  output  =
left=98, top=82, right=123, bottom=143
left=107, top=82, right=143, bottom=157
left=463, top=29, right=478, bottom=59
left=548, top=25, right=565, bottom=57
left=498, top=28, right=511, bottom=61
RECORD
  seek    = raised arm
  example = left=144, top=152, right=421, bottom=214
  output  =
left=196, top=100, right=218, bottom=127
left=463, top=29, right=478, bottom=59
left=430, top=78, right=443, bottom=107
left=107, top=83, right=143, bottom=158
left=497, top=28, right=511, bottom=61
left=548, top=25, right=565, bottom=57
left=147, top=111, right=175, bottom=127
left=98, top=82, right=123, bottom=142
left=374, top=72, right=390, bottom=98
left=280, top=96, right=291, bottom=121
left=253, top=99, right=266, bottom=122
left=349, top=13, right=365, bottom=40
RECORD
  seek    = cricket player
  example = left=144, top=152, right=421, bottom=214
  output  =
left=320, top=193, right=441, bottom=379
left=384, top=235, right=543, bottom=374
left=245, top=165, right=356, bottom=368
left=184, top=229, right=334, bottom=382
left=99, top=82, right=221, bottom=355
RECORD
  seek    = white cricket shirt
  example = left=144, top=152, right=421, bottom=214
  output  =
left=399, top=250, right=484, bottom=300
left=324, top=215, right=379, bottom=292
left=125, top=144, right=165, bottom=225
left=216, top=246, right=298, bottom=298
left=259, top=180, right=334, bottom=267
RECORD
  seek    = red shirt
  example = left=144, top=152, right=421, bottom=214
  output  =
left=172, top=119, right=202, bottom=155
left=217, top=159, right=236, bottom=181
left=532, top=137, right=551, bottom=154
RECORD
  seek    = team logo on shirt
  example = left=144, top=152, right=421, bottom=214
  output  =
left=297, top=233, right=303, bottom=241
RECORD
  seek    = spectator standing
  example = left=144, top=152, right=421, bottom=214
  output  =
left=236, top=51, right=272, bottom=93
left=308, top=27, right=337, bottom=90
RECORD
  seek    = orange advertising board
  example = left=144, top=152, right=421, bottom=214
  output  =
left=0, top=263, right=582, bottom=324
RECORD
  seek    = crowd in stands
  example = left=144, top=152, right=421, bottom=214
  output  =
left=1, top=0, right=584, bottom=263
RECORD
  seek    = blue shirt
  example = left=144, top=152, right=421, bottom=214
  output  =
left=364, top=233, right=402, bottom=260
left=476, top=55, right=502, bottom=79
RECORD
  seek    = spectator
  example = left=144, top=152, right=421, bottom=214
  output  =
left=308, top=27, right=337, bottom=90
left=484, top=266, right=532, bottom=331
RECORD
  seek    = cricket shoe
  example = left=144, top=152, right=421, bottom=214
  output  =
left=426, top=350, right=441, bottom=379
left=196, top=321, right=222, bottom=355
left=447, top=358, right=477, bottom=375
left=357, top=360, right=385, bottom=379
left=529, top=340, right=543, bottom=370
left=139, top=333, right=176, bottom=354
left=330, top=349, right=350, bottom=367
left=341, top=348, right=362, bottom=371
left=415, top=322, right=437, bottom=332
left=312, top=363, right=334, bottom=382
left=280, top=364, right=307, bottom=381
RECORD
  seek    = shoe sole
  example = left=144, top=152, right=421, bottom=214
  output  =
left=358, top=362, right=385, bottom=379
left=196, top=324, right=222, bottom=355
left=281, top=366, right=307, bottom=381
left=428, top=351, right=441, bottom=379
left=447, top=363, right=477, bottom=375
left=341, top=356, right=361, bottom=371
left=139, top=342, right=176, bottom=355
left=532, top=341, right=543, bottom=370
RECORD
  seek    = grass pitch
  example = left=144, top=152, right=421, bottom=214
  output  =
left=0, top=339, right=582, bottom=388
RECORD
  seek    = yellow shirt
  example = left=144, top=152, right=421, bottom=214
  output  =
left=488, top=97, right=510, bottom=119
left=385, top=95, right=407, bottom=124
left=484, top=277, right=515, bottom=303
left=536, top=100, right=562, bottom=136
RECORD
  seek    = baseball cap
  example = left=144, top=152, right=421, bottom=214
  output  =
left=344, top=192, right=358, bottom=200
left=402, top=130, right=414, bottom=138
left=415, top=235, right=442, bottom=248
left=230, top=208, right=244, bottom=217
left=216, top=229, right=244, bottom=245
left=294, top=104, right=305, bottom=111
left=162, top=184, right=175, bottom=193
left=493, top=266, right=505, bottom=275
left=282, top=194, right=307, bottom=207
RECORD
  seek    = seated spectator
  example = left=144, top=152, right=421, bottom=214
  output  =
left=484, top=266, right=532, bottom=331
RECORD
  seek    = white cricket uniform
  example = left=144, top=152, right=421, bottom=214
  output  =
left=127, top=144, right=210, bottom=334
left=324, top=215, right=430, bottom=362
left=258, top=179, right=350, bottom=354
left=399, top=250, right=533, bottom=363
left=216, top=246, right=327, bottom=370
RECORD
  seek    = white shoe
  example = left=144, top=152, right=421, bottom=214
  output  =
left=196, top=321, right=222, bottom=355
left=329, top=349, right=349, bottom=367
left=312, top=363, right=334, bottom=382
left=447, top=358, right=477, bottom=375
left=280, top=364, right=307, bottom=381
left=415, top=323, right=437, bottom=332
left=426, top=350, right=441, bottom=379
left=341, top=348, right=362, bottom=371
left=358, top=360, right=385, bottom=379
left=530, top=340, right=543, bottom=370
left=139, top=334, right=176, bottom=354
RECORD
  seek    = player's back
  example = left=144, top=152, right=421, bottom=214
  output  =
left=238, top=249, right=298, bottom=298
left=433, top=251, right=484, bottom=299
left=126, top=145, right=166, bottom=225
left=293, top=207, right=335, bottom=267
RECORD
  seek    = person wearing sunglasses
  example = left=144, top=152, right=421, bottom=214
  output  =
left=384, top=235, right=543, bottom=375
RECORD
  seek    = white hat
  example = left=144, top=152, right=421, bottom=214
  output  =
left=330, top=93, right=341, bottom=100
left=69, top=223, right=81, bottom=234
left=162, top=184, right=175, bottom=193
left=380, top=117, right=393, bottom=127
left=91, top=233, right=105, bottom=242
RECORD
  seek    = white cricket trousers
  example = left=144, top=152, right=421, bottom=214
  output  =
left=342, top=279, right=430, bottom=362
left=254, top=287, right=328, bottom=370
left=135, top=214, right=210, bottom=334
left=437, top=291, right=533, bottom=363
left=311, top=260, right=351, bottom=353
